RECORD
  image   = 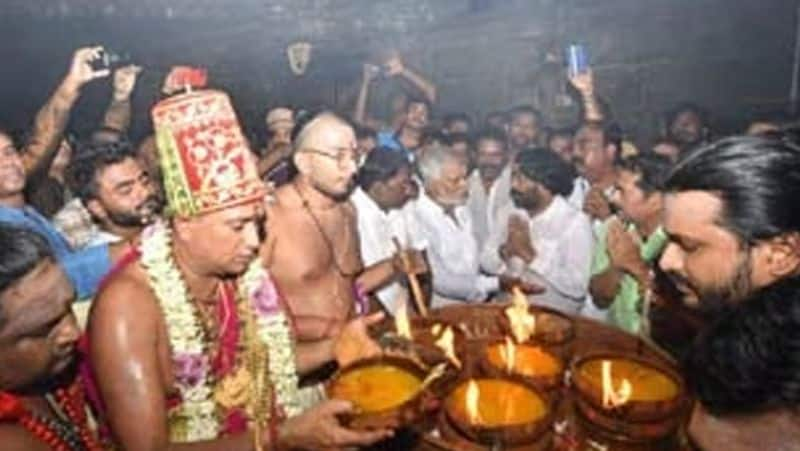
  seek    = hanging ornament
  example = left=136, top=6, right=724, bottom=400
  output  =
left=287, top=41, right=312, bottom=76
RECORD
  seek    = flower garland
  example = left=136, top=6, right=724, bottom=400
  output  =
left=140, top=221, right=218, bottom=442
left=239, top=259, right=303, bottom=418
left=139, top=220, right=301, bottom=442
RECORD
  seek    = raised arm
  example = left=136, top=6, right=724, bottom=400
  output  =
left=101, top=65, right=142, bottom=133
left=568, top=69, right=603, bottom=123
left=353, top=63, right=384, bottom=129
left=386, top=55, right=438, bottom=104
left=22, top=47, right=109, bottom=177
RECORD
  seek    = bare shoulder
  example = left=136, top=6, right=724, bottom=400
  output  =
left=273, top=183, right=302, bottom=208
left=0, top=424, right=49, bottom=451
left=263, top=187, right=309, bottom=268
left=267, top=183, right=310, bottom=229
left=88, top=261, right=160, bottom=338
left=265, top=184, right=297, bottom=222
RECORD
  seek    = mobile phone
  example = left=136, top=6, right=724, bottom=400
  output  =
left=90, top=49, right=131, bottom=72
left=566, top=44, right=589, bottom=78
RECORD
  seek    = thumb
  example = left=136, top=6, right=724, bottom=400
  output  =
left=320, top=399, right=355, bottom=416
left=362, top=311, right=385, bottom=327
left=92, top=69, right=111, bottom=80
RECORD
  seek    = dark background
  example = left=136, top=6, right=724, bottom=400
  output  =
left=0, top=0, right=795, bottom=145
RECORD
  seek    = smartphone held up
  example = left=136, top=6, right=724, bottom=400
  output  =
left=90, top=48, right=132, bottom=72
left=566, top=44, right=589, bottom=78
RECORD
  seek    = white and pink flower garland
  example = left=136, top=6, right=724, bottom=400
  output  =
left=140, top=220, right=301, bottom=442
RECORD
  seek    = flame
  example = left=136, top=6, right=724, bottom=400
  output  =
left=394, top=303, right=412, bottom=340
left=435, top=326, right=462, bottom=368
left=501, top=336, right=517, bottom=373
left=601, top=360, right=633, bottom=409
left=465, top=379, right=482, bottom=425
left=505, top=287, right=536, bottom=343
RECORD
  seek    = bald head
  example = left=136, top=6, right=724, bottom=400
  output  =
left=292, top=112, right=359, bottom=199
left=294, top=112, right=352, bottom=153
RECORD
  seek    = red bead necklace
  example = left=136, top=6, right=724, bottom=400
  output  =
left=0, top=381, right=101, bottom=451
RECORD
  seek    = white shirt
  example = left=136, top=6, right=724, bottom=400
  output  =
left=568, top=176, right=590, bottom=210
left=350, top=188, right=422, bottom=313
left=466, top=166, right=513, bottom=249
left=410, top=192, right=499, bottom=306
left=480, top=195, right=594, bottom=314
left=566, top=177, right=612, bottom=319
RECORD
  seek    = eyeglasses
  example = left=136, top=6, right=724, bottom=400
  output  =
left=303, top=147, right=364, bottom=169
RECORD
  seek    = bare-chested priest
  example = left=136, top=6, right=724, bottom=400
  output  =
left=263, top=112, right=426, bottom=343
left=87, top=91, right=390, bottom=450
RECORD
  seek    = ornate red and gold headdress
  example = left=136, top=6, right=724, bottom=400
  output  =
left=152, top=90, right=264, bottom=217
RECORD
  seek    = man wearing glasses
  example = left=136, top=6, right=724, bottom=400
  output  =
left=261, top=112, right=425, bottom=357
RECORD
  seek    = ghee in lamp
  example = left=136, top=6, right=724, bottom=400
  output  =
left=487, top=341, right=562, bottom=378
left=447, top=379, right=548, bottom=428
left=329, top=364, right=423, bottom=412
left=577, top=357, right=679, bottom=403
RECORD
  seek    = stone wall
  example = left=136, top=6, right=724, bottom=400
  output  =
left=406, top=0, right=796, bottom=140
left=0, top=0, right=795, bottom=144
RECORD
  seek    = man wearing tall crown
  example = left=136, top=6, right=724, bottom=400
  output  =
left=86, top=90, right=392, bottom=450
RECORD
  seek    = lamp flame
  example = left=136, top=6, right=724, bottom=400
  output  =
left=501, top=336, right=516, bottom=373
left=505, top=287, right=536, bottom=343
left=395, top=303, right=412, bottom=340
left=466, top=379, right=482, bottom=425
left=435, top=326, right=462, bottom=368
left=601, top=360, right=632, bottom=409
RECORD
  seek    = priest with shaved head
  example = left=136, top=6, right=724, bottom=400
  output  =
left=262, top=111, right=427, bottom=355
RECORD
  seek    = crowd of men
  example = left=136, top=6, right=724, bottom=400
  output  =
left=0, top=46, right=798, bottom=451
